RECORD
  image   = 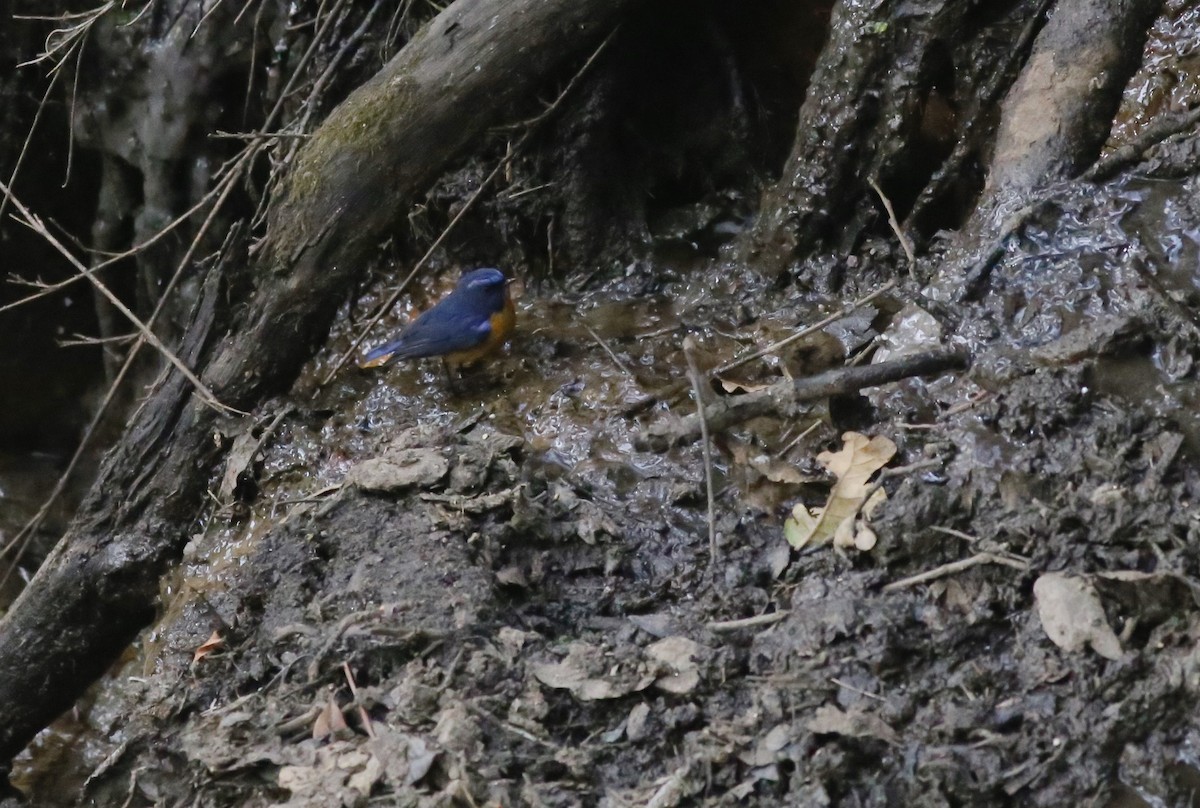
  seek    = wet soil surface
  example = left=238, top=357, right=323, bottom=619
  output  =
left=14, top=172, right=1200, bottom=807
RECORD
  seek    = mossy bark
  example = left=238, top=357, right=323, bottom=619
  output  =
left=0, top=0, right=633, bottom=769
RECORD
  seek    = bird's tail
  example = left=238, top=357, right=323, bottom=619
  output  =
left=359, top=339, right=406, bottom=368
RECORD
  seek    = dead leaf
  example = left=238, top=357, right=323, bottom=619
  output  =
left=783, top=504, right=818, bottom=548
left=347, top=447, right=449, bottom=493
left=313, top=692, right=351, bottom=742
left=192, top=630, right=224, bottom=665
left=1033, top=573, right=1122, bottom=660
left=806, top=704, right=899, bottom=745
left=645, top=636, right=702, bottom=670
left=785, top=432, right=895, bottom=550
left=277, top=764, right=321, bottom=795
left=739, top=723, right=795, bottom=766
left=626, top=703, right=651, bottom=741
left=404, top=735, right=438, bottom=785
left=645, top=636, right=705, bottom=694
left=346, top=752, right=383, bottom=794
left=873, top=304, right=944, bottom=363
left=218, top=428, right=261, bottom=502
left=655, top=670, right=701, bottom=694
left=531, top=642, right=644, bottom=701
left=718, top=377, right=775, bottom=394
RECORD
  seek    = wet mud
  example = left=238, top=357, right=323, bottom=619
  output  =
left=7, top=2, right=1200, bottom=805
left=11, top=157, right=1200, bottom=807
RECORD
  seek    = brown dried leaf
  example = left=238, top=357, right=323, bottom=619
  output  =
left=717, top=377, right=775, bottom=394
left=785, top=432, right=895, bottom=550
left=313, top=692, right=351, bottom=742
left=192, top=630, right=224, bottom=665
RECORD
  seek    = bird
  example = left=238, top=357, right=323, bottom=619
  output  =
left=359, top=267, right=515, bottom=374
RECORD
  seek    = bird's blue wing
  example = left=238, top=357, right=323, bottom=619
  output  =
left=362, top=295, right=492, bottom=365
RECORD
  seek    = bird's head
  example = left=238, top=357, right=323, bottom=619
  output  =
left=458, top=267, right=510, bottom=309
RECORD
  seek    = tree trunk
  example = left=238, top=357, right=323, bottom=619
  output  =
left=0, top=0, right=632, bottom=768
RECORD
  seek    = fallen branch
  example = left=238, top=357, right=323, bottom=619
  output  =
left=882, top=551, right=1030, bottom=593
left=638, top=347, right=970, bottom=451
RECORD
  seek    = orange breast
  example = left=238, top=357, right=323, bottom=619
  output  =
left=445, top=295, right=515, bottom=367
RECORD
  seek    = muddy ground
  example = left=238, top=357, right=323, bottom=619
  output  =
left=9, top=156, right=1200, bottom=807
left=5, top=1, right=1200, bottom=804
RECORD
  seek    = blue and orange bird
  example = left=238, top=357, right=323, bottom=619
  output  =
left=359, top=267, right=515, bottom=373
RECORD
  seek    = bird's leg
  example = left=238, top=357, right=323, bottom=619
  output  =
left=441, top=358, right=461, bottom=395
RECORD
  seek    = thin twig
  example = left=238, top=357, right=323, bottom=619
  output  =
left=466, top=702, right=558, bottom=750
left=683, top=337, right=718, bottom=563
left=210, top=129, right=312, bottom=140
left=285, top=0, right=385, bottom=166
left=15, top=2, right=113, bottom=69
left=929, top=525, right=978, bottom=543
left=868, top=177, right=915, bottom=269
left=501, top=181, right=554, bottom=200
left=2, top=220, right=247, bottom=578
left=341, top=662, right=375, bottom=739
left=882, top=551, right=1030, bottom=593
left=0, top=148, right=254, bottom=314
left=58, top=331, right=136, bottom=347
left=774, top=418, right=821, bottom=459
left=707, top=610, right=789, bottom=633
left=853, top=458, right=942, bottom=522
left=60, top=16, right=88, bottom=189
left=714, top=281, right=897, bottom=376
left=2, top=183, right=238, bottom=414
left=233, top=0, right=260, bottom=25
left=0, top=47, right=66, bottom=226
left=584, top=323, right=633, bottom=376
left=191, top=0, right=227, bottom=37
left=510, top=26, right=618, bottom=131
left=246, top=0, right=354, bottom=230
left=830, top=677, right=885, bottom=702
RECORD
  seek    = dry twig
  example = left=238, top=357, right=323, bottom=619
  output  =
left=683, top=337, right=718, bottom=563
left=714, top=280, right=897, bottom=376
left=1, top=183, right=236, bottom=414
left=707, top=611, right=790, bottom=633
left=585, top=323, right=633, bottom=376
left=882, top=551, right=1030, bottom=593
left=868, top=177, right=915, bottom=268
